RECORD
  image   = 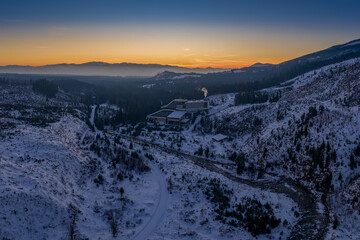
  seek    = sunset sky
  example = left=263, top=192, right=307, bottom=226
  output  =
left=1, top=0, right=360, bottom=68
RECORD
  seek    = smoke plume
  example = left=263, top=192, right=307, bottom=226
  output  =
left=201, top=87, right=208, bottom=98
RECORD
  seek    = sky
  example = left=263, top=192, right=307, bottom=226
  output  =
left=0, top=0, right=360, bottom=68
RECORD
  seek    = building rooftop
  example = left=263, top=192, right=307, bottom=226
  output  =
left=186, top=100, right=209, bottom=109
left=148, top=109, right=173, bottom=118
left=186, top=100, right=207, bottom=103
left=167, top=110, right=187, bottom=119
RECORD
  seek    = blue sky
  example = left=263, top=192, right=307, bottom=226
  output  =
left=1, top=0, right=360, bottom=29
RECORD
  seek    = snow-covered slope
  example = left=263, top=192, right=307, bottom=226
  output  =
left=2, top=55, right=360, bottom=239
left=0, top=78, right=302, bottom=239
left=192, top=57, right=360, bottom=239
left=0, top=84, right=165, bottom=239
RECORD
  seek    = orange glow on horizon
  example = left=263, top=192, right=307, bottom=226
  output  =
left=0, top=59, right=286, bottom=69
left=0, top=24, right=337, bottom=69
left=0, top=58, right=287, bottom=70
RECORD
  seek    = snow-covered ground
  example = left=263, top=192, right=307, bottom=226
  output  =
left=2, top=56, right=360, bottom=239
left=0, top=115, right=168, bottom=239
left=128, top=57, right=360, bottom=239
left=126, top=142, right=298, bottom=240
left=0, top=84, right=170, bottom=239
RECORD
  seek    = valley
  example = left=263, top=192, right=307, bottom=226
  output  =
left=1, top=43, right=360, bottom=240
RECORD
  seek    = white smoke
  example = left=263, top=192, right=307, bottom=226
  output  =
left=201, top=87, right=208, bottom=98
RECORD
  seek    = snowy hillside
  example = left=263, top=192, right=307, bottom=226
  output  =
left=1, top=56, right=360, bottom=240
left=192, top=57, right=360, bottom=239
left=131, top=57, right=360, bottom=239
left=0, top=80, right=299, bottom=239
left=0, top=84, right=163, bottom=239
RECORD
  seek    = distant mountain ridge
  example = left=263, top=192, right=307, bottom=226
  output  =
left=249, top=63, right=274, bottom=68
left=151, top=38, right=360, bottom=81
left=0, top=61, right=225, bottom=77
left=1, top=38, right=360, bottom=79
left=154, top=38, right=360, bottom=89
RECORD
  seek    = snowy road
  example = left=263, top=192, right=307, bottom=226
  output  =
left=132, top=162, right=168, bottom=240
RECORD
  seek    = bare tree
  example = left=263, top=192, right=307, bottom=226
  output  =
left=104, top=209, right=122, bottom=237
left=68, top=204, right=80, bottom=240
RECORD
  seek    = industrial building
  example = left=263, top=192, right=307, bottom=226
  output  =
left=147, top=99, right=209, bottom=125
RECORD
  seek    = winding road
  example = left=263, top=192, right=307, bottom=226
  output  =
left=132, top=161, right=168, bottom=240
left=108, top=132, right=329, bottom=240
